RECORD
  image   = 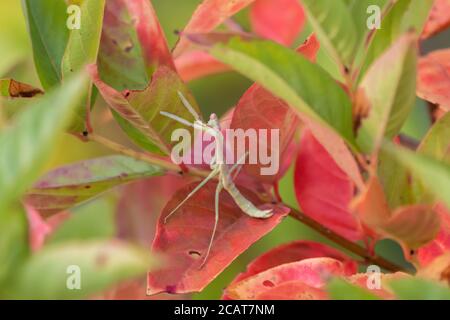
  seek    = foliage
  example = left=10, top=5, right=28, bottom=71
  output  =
left=0, top=0, right=449, bottom=300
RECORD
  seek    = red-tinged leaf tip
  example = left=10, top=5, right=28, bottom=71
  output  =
left=296, top=34, right=320, bottom=62
left=223, top=240, right=358, bottom=299
left=224, top=258, right=352, bottom=300
left=294, top=130, right=364, bottom=242
left=173, top=0, right=256, bottom=56
left=421, top=0, right=450, bottom=39
left=147, top=182, right=289, bottom=295
left=418, top=203, right=450, bottom=267
left=250, top=0, right=305, bottom=46
left=417, top=49, right=450, bottom=111
left=175, top=51, right=230, bottom=82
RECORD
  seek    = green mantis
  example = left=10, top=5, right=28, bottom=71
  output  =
left=160, top=92, right=273, bottom=267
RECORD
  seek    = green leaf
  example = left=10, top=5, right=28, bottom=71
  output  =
left=389, top=278, right=450, bottom=300
left=327, top=278, right=380, bottom=300
left=359, top=0, right=434, bottom=80
left=411, top=112, right=450, bottom=203
left=25, top=155, right=164, bottom=217
left=209, top=38, right=354, bottom=145
left=0, top=73, right=88, bottom=211
left=0, top=205, right=29, bottom=289
left=357, top=32, right=417, bottom=153
left=90, top=65, right=201, bottom=155
left=48, top=197, right=116, bottom=244
left=22, top=0, right=69, bottom=89
left=61, top=0, right=105, bottom=132
left=382, top=142, right=450, bottom=209
left=300, top=0, right=357, bottom=68
left=11, top=241, right=156, bottom=299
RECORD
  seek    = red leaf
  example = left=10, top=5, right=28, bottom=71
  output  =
left=173, top=0, right=256, bottom=57
left=347, top=272, right=409, bottom=300
left=147, top=181, right=289, bottom=295
left=418, top=203, right=450, bottom=267
left=421, top=0, right=450, bottom=39
left=294, top=130, right=364, bottom=242
left=417, top=49, right=450, bottom=110
left=255, top=281, right=327, bottom=300
left=175, top=50, right=230, bottom=82
left=223, top=240, right=357, bottom=299
left=250, top=0, right=305, bottom=46
left=224, top=257, right=353, bottom=299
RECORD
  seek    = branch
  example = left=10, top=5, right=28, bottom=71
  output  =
left=89, top=133, right=407, bottom=273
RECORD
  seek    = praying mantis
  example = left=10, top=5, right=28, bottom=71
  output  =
left=160, top=92, right=273, bottom=267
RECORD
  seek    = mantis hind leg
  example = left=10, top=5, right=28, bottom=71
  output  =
left=164, top=168, right=219, bottom=224
left=200, top=182, right=223, bottom=268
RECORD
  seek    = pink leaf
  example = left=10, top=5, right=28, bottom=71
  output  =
left=175, top=50, right=230, bottom=82
left=147, top=181, right=289, bottom=295
left=421, top=0, right=450, bottom=39
left=417, top=49, right=450, bottom=111
left=224, top=257, right=353, bottom=299
left=223, top=240, right=357, bottom=299
left=294, top=129, right=364, bottom=242
left=418, top=203, right=450, bottom=267
left=173, top=0, right=256, bottom=57
left=250, top=0, right=305, bottom=45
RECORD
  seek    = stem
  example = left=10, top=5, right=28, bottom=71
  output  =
left=289, top=208, right=406, bottom=273
left=89, top=133, right=407, bottom=273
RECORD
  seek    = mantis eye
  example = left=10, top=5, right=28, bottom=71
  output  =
left=210, top=113, right=218, bottom=121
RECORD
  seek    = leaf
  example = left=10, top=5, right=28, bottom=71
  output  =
left=250, top=0, right=305, bottom=46
left=47, top=197, right=116, bottom=244
left=294, top=130, right=363, bottom=242
left=327, top=278, right=380, bottom=300
left=254, top=280, right=328, bottom=300
left=89, top=64, right=200, bottom=155
left=389, top=277, right=450, bottom=300
left=224, top=257, right=353, bottom=300
left=173, top=0, right=256, bottom=57
left=116, top=175, right=189, bottom=246
left=25, top=155, right=163, bottom=217
left=22, top=0, right=69, bottom=89
left=147, top=181, right=289, bottom=295
left=345, top=272, right=409, bottom=299
left=421, top=0, right=450, bottom=39
left=11, top=240, right=155, bottom=299
left=300, top=0, right=357, bottom=67
left=357, top=32, right=418, bottom=153
left=207, top=38, right=355, bottom=144
left=175, top=50, right=231, bottom=82
left=0, top=205, right=28, bottom=288
left=417, top=49, right=450, bottom=111
left=97, top=0, right=175, bottom=91
left=0, top=79, right=43, bottom=98
left=359, top=0, right=434, bottom=79
left=61, top=0, right=105, bottom=132
left=0, top=73, right=87, bottom=210
left=418, top=204, right=450, bottom=267
left=224, top=240, right=357, bottom=299
left=418, top=112, right=450, bottom=163
left=381, top=143, right=450, bottom=209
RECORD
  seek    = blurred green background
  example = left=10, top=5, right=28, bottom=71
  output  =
left=0, top=0, right=448, bottom=299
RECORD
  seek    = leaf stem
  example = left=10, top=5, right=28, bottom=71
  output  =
left=89, top=132, right=407, bottom=273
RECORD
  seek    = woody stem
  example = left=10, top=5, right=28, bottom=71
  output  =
left=89, top=132, right=407, bottom=273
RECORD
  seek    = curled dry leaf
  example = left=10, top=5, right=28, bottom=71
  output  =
left=225, top=257, right=353, bottom=300
left=250, top=0, right=305, bottom=46
left=223, top=240, right=357, bottom=299
left=147, top=181, right=289, bottom=295
left=0, top=79, right=43, bottom=98
left=417, top=49, right=450, bottom=111
left=294, top=130, right=364, bottom=242
left=421, top=0, right=450, bottom=39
